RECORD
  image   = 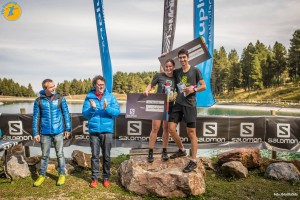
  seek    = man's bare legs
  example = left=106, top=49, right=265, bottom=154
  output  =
left=168, top=122, right=184, bottom=149
left=168, top=122, right=188, bottom=159
left=169, top=122, right=198, bottom=173
left=186, top=127, right=197, bottom=160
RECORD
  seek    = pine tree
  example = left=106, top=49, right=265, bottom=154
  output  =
left=228, top=49, right=241, bottom=93
left=273, top=42, right=287, bottom=86
left=288, top=30, right=300, bottom=80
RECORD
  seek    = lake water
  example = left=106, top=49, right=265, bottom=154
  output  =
left=1, top=101, right=300, bottom=116
left=0, top=101, right=299, bottom=158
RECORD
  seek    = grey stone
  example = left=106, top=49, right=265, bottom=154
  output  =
left=265, top=162, right=300, bottom=181
left=7, top=155, right=30, bottom=179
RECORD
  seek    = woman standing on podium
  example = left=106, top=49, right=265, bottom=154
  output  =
left=143, top=59, right=176, bottom=163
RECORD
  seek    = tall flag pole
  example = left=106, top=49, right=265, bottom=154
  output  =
left=93, top=0, right=113, bottom=92
left=162, top=0, right=178, bottom=54
left=194, top=0, right=215, bottom=107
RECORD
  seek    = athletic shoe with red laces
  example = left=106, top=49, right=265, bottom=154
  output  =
left=89, top=179, right=98, bottom=188
left=103, top=179, right=110, bottom=188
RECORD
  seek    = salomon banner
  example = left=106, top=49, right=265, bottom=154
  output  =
left=93, top=0, right=113, bottom=92
left=228, top=117, right=265, bottom=144
left=1, top=114, right=300, bottom=152
left=265, top=117, right=300, bottom=152
left=194, top=0, right=215, bottom=107
left=162, top=0, right=178, bottom=54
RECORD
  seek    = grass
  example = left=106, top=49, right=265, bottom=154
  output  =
left=0, top=155, right=138, bottom=200
left=0, top=154, right=300, bottom=200
left=217, top=83, right=300, bottom=102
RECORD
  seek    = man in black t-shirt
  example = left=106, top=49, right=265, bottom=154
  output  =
left=168, top=48, right=206, bottom=173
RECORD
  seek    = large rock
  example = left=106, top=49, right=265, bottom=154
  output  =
left=217, top=148, right=262, bottom=169
left=26, top=156, right=41, bottom=166
left=221, top=161, right=248, bottom=178
left=65, top=163, right=75, bottom=174
left=199, top=157, right=218, bottom=171
left=291, top=160, right=300, bottom=172
left=35, top=160, right=75, bottom=175
left=7, top=155, right=31, bottom=179
left=264, top=162, right=300, bottom=181
left=71, top=150, right=92, bottom=168
left=5, top=144, right=25, bottom=159
left=35, top=159, right=57, bottom=172
left=118, top=156, right=206, bottom=198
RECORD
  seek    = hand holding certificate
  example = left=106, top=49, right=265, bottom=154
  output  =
left=158, top=37, right=211, bottom=69
left=126, top=93, right=168, bottom=120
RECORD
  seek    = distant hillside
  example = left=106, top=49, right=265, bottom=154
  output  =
left=215, top=83, right=300, bottom=103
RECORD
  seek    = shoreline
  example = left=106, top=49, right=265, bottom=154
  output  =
left=0, top=97, right=299, bottom=107
left=211, top=104, right=300, bottom=113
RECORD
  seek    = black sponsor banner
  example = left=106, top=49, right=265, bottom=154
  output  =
left=0, top=114, right=34, bottom=143
left=265, top=117, right=300, bottom=151
left=126, top=93, right=167, bottom=120
left=158, top=37, right=211, bottom=69
left=162, top=0, right=178, bottom=53
left=69, top=113, right=90, bottom=146
left=115, top=114, right=189, bottom=144
left=197, top=117, right=229, bottom=144
left=228, top=117, right=265, bottom=144
left=116, top=115, right=153, bottom=143
left=1, top=113, right=300, bottom=152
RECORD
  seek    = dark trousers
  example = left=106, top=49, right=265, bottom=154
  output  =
left=89, top=133, right=112, bottom=180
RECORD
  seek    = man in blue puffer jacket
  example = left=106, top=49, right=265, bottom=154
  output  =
left=82, top=75, right=120, bottom=188
left=32, top=79, right=71, bottom=187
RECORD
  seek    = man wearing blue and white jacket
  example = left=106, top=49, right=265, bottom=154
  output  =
left=82, top=75, right=120, bottom=188
left=32, top=79, right=71, bottom=187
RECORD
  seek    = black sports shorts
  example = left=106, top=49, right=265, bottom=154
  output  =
left=168, top=103, right=197, bottom=127
left=168, top=101, right=174, bottom=114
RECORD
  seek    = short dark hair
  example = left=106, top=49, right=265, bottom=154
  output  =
left=42, top=79, right=53, bottom=89
left=165, top=59, right=175, bottom=67
left=178, top=48, right=189, bottom=57
left=92, top=75, right=106, bottom=86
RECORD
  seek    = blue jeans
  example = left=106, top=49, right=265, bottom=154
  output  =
left=40, top=133, right=65, bottom=176
left=90, top=133, right=112, bottom=180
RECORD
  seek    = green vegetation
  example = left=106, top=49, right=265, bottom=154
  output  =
left=213, top=29, right=300, bottom=96
left=0, top=78, right=35, bottom=97
left=1, top=154, right=300, bottom=199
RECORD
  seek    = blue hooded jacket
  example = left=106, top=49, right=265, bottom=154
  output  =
left=32, top=90, right=72, bottom=136
left=82, top=88, right=120, bottom=134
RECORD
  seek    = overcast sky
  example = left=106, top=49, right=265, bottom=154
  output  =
left=0, top=0, right=299, bottom=92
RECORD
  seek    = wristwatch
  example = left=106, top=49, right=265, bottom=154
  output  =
left=193, top=88, right=197, bottom=93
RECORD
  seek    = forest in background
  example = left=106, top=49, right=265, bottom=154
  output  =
left=0, top=30, right=299, bottom=99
